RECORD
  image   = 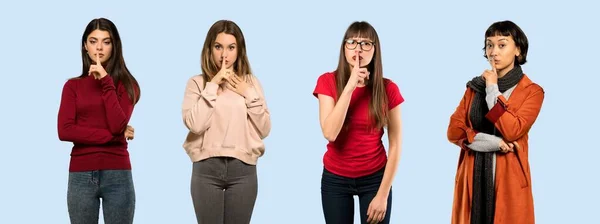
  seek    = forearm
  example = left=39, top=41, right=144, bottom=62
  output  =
left=485, top=84, right=501, bottom=110
left=322, top=86, right=353, bottom=141
left=377, top=145, right=401, bottom=197
left=99, top=76, right=133, bottom=134
left=58, top=124, right=116, bottom=145
left=245, top=87, right=271, bottom=138
left=182, top=81, right=218, bottom=134
left=486, top=87, right=544, bottom=141
left=466, top=133, right=502, bottom=152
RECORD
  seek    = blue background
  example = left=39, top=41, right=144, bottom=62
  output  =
left=1, top=0, right=598, bottom=223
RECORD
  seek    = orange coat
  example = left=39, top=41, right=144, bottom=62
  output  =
left=447, top=74, right=544, bottom=224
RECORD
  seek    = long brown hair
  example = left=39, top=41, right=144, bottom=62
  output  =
left=335, top=21, right=388, bottom=130
left=200, top=20, right=252, bottom=83
left=77, top=18, right=140, bottom=104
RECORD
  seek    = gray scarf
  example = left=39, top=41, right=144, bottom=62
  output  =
left=466, top=65, right=523, bottom=224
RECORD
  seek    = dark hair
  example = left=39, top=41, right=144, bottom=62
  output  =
left=201, top=20, right=252, bottom=83
left=483, top=20, right=529, bottom=65
left=77, top=18, right=140, bottom=104
left=335, top=21, right=388, bottom=130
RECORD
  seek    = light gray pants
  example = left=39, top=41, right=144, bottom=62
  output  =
left=191, top=157, right=258, bottom=224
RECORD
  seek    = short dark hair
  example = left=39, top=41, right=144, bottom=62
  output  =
left=483, top=20, right=529, bottom=65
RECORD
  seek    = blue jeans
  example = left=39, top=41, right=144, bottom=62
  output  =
left=67, top=170, right=135, bottom=224
left=321, top=167, right=392, bottom=224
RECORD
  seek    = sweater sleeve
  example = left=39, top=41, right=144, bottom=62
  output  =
left=57, top=80, right=116, bottom=144
left=99, top=75, right=137, bottom=134
left=182, top=76, right=218, bottom=135
left=466, top=133, right=502, bottom=152
left=244, top=76, right=271, bottom=139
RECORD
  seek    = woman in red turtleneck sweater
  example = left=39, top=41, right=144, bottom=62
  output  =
left=57, top=18, right=140, bottom=224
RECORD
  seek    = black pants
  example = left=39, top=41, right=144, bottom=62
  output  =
left=191, top=157, right=258, bottom=224
left=321, top=167, right=392, bottom=224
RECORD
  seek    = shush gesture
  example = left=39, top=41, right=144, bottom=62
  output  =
left=210, top=58, right=234, bottom=85
left=482, top=56, right=498, bottom=86
left=89, top=53, right=108, bottom=79
left=347, top=50, right=370, bottom=90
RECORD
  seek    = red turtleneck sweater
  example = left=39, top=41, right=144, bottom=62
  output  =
left=57, top=74, right=137, bottom=172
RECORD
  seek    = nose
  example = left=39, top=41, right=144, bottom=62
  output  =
left=489, top=47, right=498, bottom=58
left=95, top=42, right=103, bottom=51
left=221, top=50, right=229, bottom=59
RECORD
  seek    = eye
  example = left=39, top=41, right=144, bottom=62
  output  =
left=486, top=44, right=492, bottom=48
left=104, top=41, right=111, bottom=45
left=346, top=39, right=356, bottom=44
left=214, top=45, right=222, bottom=50
left=228, top=46, right=236, bottom=50
left=89, top=40, right=96, bottom=44
left=362, top=42, right=373, bottom=46
left=499, top=44, right=506, bottom=48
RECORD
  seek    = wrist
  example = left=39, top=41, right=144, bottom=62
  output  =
left=343, top=83, right=356, bottom=94
left=376, top=188, right=390, bottom=198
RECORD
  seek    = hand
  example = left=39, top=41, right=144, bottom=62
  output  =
left=499, top=139, right=514, bottom=153
left=125, top=125, right=135, bottom=141
left=481, top=57, right=498, bottom=86
left=88, top=54, right=108, bottom=79
left=366, top=193, right=387, bottom=224
left=225, top=75, right=249, bottom=97
left=512, top=141, right=521, bottom=152
left=347, top=51, right=369, bottom=90
left=210, top=59, right=233, bottom=85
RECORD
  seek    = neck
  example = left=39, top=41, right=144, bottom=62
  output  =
left=497, top=63, right=514, bottom=78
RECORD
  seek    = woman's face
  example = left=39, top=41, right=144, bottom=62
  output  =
left=485, top=35, right=520, bottom=74
left=344, top=36, right=375, bottom=68
left=84, top=29, right=112, bottom=64
left=212, top=32, right=238, bottom=70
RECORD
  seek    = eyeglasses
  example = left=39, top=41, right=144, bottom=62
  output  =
left=345, top=39, right=375, bottom=51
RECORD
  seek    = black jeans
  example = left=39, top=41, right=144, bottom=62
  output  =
left=191, top=157, right=258, bottom=224
left=321, top=167, right=392, bottom=224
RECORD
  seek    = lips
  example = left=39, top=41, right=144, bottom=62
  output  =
left=352, top=56, right=363, bottom=60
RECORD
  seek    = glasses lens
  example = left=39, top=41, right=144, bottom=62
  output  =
left=361, top=42, right=373, bottom=51
left=345, top=40, right=357, bottom=50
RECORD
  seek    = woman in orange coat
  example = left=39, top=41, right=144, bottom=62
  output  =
left=447, top=20, right=544, bottom=224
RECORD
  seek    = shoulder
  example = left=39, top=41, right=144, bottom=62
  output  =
left=247, top=74, right=265, bottom=90
left=187, top=74, right=206, bottom=87
left=383, top=78, right=396, bottom=87
left=318, top=71, right=336, bottom=81
left=189, top=74, right=205, bottom=83
left=316, top=71, right=337, bottom=87
left=63, top=76, right=83, bottom=89
left=383, top=78, right=400, bottom=93
left=520, top=74, right=544, bottom=94
left=247, top=73, right=261, bottom=83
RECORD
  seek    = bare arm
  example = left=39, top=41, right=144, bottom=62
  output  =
left=317, top=84, right=354, bottom=142
left=377, top=104, right=402, bottom=197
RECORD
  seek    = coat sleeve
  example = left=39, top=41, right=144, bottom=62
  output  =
left=485, top=84, right=544, bottom=142
left=447, top=88, right=478, bottom=150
